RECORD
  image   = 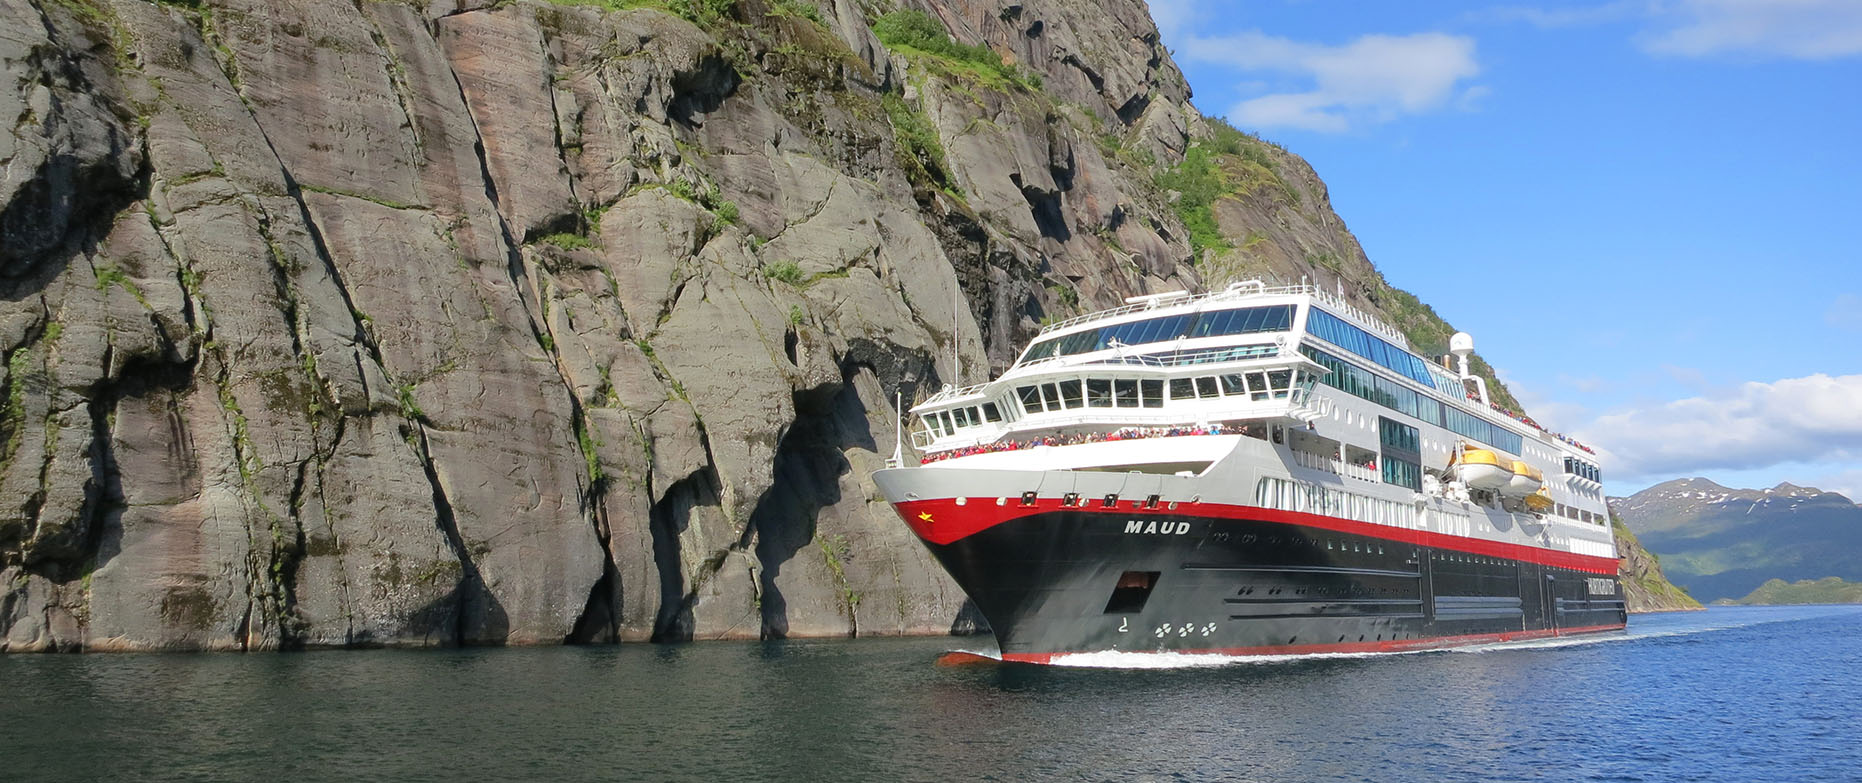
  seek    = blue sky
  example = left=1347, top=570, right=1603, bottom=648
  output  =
left=1148, top=0, right=1862, bottom=499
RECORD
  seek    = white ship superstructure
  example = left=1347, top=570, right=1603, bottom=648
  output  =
left=873, top=282, right=1622, bottom=662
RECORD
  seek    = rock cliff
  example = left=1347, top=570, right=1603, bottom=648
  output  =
left=1, top=0, right=1525, bottom=651
left=1611, top=515, right=1700, bottom=613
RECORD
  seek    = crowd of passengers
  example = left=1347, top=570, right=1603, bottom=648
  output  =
left=919, top=423, right=1252, bottom=465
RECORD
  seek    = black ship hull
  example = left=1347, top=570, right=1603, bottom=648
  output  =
left=897, top=498, right=1626, bottom=663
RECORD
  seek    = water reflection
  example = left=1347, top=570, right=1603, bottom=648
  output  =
left=1, top=606, right=1858, bottom=782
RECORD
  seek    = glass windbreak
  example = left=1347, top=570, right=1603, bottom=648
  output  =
left=1020, top=305, right=1295, bottom=363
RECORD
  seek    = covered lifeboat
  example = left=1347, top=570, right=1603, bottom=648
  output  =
left=1502, top=460, right=1544, bottom=499
left=1451, top=448, right=1513, bottom=492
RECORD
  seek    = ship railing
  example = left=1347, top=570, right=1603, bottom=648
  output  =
left=1035, top=283, right=1319, bottom=336
left=1343, top=461, right=1378, bottom=483
left=1011, top=344, right=1293, bottom=377
left=1289, top=448, right=1342, bottom=476
left=917, top=382, right=994, bottom=407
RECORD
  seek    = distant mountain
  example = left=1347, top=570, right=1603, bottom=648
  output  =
left=1721, top=577, right=1862, bottom=606
left=1611, top=478, right=1862, bottom=602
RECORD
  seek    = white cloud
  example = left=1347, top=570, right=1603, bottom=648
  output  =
left=1811, top=468, right=1862, bottom=503
left=1176, top=30, right=1482, bottom=133
left=1642, top=0, right=1862, bottom=59
left=1827, top=293, right=1862, bottom=331
left=1573, top=373, right=1862, bottom=481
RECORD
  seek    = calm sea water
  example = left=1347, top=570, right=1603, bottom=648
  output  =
left=3, top=605, right=1858, bottom=782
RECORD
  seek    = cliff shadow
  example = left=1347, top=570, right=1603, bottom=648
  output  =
left=751, top=367, right=883, bottom=639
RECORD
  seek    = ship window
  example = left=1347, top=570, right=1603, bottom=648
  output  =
left=1221, top=374, right=1246, bottom=396
left=1140, top=379, right=1164, bottom=408
left=1114, top=378, right=1138, bottom=407
left=1268, top=370, right=1292, bottom=399
left=1040, top=382, right=1060, bottom=411
left=1086, top=378, right=1113, bottom=408
left=1195, top=376, right=1220, bottom=399
left=926, top=416, right=945, bottom=437
left=1059, top=379, right=1084, bottom=408
left=1247, top=372, right=1270, bottom=401
left=939, top=412, right=956, bottom=434
left=981, top=402, right=1002, bottom=422
left=952, top=407, right=972, bottom=428
left=1103, top=571, right=1160, bottom=614
left=1018, top=385, right=1044, bottom=413
left=1169, top=378, right=1195, bottom=400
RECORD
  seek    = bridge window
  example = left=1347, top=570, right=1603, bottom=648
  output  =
left=1195, top=376, right=1220, bottom=399
left=1140, top=379, right=1165, bottom=408
left=1059, top=379, right=1083, bottom=408
left=981, top=402, right=1002, bottom=422
left=1246, top=372, right=1269, bottom=401
left=1169, top=378, right=1195, bottom=400
left=1221, top=373, right=1246, bottom=396
left=1114, top=379, right=1138, bottom=407
left=1086, top=378, right=1113, bottom=408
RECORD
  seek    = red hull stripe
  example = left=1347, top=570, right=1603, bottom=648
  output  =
left=998, top=623, right=1628, bottom=665
left=892, top=496, right=1620, bottom=575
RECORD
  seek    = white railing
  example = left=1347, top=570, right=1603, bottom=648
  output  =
left=1290, top=449, right=1341, bottom=475
left=918, top=382, right=993, bottom=407
left=1343, top=461, right=1378, bottom=483
left=1036, top=284, right=1318, bottom=336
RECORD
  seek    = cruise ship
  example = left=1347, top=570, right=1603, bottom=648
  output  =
left=872, top=282, right=1622, bottom=664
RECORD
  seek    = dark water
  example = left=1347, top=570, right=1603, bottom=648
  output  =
left=3, top=606, right=1859, bottom=782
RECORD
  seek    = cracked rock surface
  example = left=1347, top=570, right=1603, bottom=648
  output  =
left=1, top=0, right=1438, bottom=651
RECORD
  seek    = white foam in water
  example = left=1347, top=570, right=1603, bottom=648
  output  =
left=951, top=607, right=1862, bottom=670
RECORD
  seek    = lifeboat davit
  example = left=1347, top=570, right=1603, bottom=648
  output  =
left=1451, top=449, right=1513, bottom=492
left=1501, top=460, right=1544, bottom=499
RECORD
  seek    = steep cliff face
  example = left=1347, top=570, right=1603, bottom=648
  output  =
left=0, top=0, right=1210, bottom=651
left=0, top=0, right=1533, bottom=652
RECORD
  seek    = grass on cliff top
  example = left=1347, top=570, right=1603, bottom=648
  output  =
left=871, top=10, right=1038, bottom=92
